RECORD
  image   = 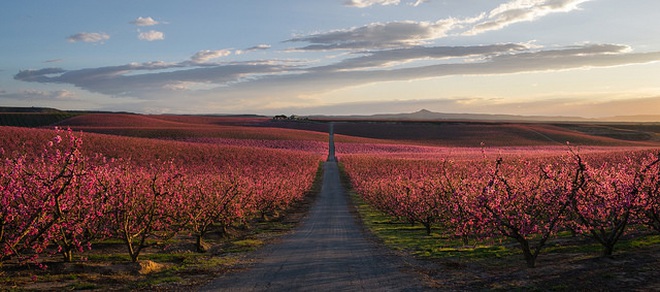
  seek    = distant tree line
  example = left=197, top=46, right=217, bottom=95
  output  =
left=272, top=114, right=309, bottom=121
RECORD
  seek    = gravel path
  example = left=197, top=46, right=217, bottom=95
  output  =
left=201, top=126, right=430, bottom=291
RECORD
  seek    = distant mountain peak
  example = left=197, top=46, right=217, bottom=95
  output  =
left=408, top=109, right=439, bottom=119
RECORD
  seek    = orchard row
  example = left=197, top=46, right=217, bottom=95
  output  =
left=1, top=128, right=321, bottom=266
left=341, top=149, right=660, bottom=268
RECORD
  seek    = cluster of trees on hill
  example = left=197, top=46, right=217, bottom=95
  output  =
left=272, top=114, right=309, bottom=121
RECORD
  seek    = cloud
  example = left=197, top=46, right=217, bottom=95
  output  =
left=410, top=0, right=429, bottom=6
left=131, top=16, right=160, bottom=26
left=343, top=0, right=429, bottom=7
left=50, top=90, right=75, bottom=99
left=216, top=43, right=660, bottom=101
left=44, top=59, right=63, bottom=63
left=287, top=20, right=461, bottom=50
left=13, top=43, right=660, bottom=107
left=13, top=56, right=299, bottom=99
left=66, top=32, right=110, bottom=43
left=138, top=30, right=164, bottom=41
left=314, top=43, right=530, bottom=71
left=498, top=43, right=640, bottom=67
left=0, top=89, right=75, bottom=100
left=291, top=0, right=590, bottom=51
left=15, top=68, right=67, bottom=82
left=132, top=17, right=165, bottom=41
left=246, top=44, right=271, bottom=51
left=235, top=44, right=271, bottom=55
left=163, top=81, right=191, bottom=91
left=190, top=49, right=232, bottom=63
left=465, top=0, right=592, bottom=35
left=344, top=0, right=400, bottom=7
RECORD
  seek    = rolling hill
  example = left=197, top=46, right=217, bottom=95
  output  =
left=1, top=107, right=659, bottom=147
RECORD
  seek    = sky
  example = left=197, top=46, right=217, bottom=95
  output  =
left=2, top=0, right=660, bottom=118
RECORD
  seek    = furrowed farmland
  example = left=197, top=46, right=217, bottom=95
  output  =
left=1, top=111, right=660, bottom=290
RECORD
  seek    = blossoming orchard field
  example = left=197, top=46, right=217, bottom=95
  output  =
left=1, top=109, right=660, bottom=290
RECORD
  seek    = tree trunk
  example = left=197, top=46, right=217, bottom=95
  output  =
left=517, top=238, right=537, bottom=268
left=62, top=247, right=73, bottom=262
left=522, top=249, right=536, bottom=268
left=423, top=222, right=432, bottom=236
left=130, top=250, right=140, bottom=263
left=126, top=241, right=140, bottom=262
left=196, top=234, right=210, bottom=253
left=602, top=244, right=614, bottom=257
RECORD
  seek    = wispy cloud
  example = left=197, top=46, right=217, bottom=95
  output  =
left=66, top=32, right=110, bottom=43
left=344, top=0, right=401, bottom=7
left=287, top=20, right=461, bottom=50
left=15, top=68, right=67, bottom=82
left=138, top=30, right=164, bottom=41
left=465, top=0, right=592, bottom=35
left=292, top=0, right=590, bottom=51
left=235, top=44, right=271, bottom=55
left=0, top=89, right=75, bottom=100
left=343, top=0, right=429, bottom=7
left=13, top=52, right=300, bottom=99
left=410, top=0, right=429, bottom=7
left=131, top=16, right=160, bottom=26
left=17, top=43, right=658, bottom=106
left=314, top=43, right=529, bottom=71
left=190, top=49, right=232, bottom=63
left=221, top=44, right=660, bottom=103
left=246, top=44, right=271, bottom=52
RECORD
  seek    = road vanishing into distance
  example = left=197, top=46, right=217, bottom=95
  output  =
left=202, top=123, right=429, bottom=291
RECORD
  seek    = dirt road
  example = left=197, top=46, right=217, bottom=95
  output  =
left=201, top=125, right=429, bottom=291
